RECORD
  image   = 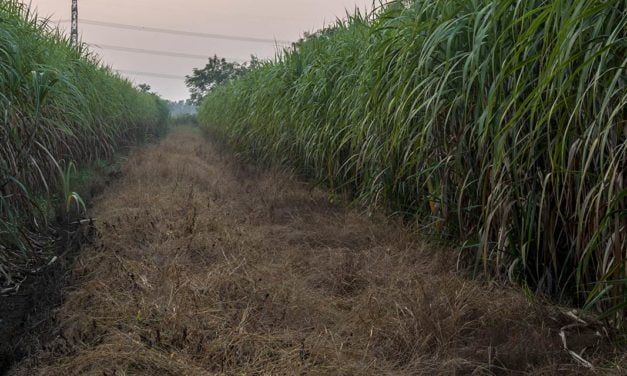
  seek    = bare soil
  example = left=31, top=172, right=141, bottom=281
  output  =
left=0, top=247, right=76, bottom=373
left=9, top=127, right=624, bottom=375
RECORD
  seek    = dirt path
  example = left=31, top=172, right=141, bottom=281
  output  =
left=11, top=127, right=620, bottom=375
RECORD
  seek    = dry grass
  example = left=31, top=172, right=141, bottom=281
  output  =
left=12, top=127, right=624, bottom=375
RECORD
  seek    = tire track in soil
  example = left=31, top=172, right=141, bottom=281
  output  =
left=11, top=127, right=621, bottom=375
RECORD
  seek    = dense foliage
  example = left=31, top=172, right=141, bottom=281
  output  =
left=199, top=0, right=626, bottom=326
left=185, top=55, right=260, bottom=104
left=0, top=1, right=169, bottom=292
left=167, top=99, right=197, bottom=117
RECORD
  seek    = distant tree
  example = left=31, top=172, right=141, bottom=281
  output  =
left=165, top=98, right=197, bottom=116
left=185, top=55, right=260, bottom=105
left=138, top=83, right=151, bottom=93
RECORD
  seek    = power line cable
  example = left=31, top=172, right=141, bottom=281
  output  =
left=58, top=19, right=291, bottom=45
left=89, top=43, right=247, bottom=62
left=115, top=69, right=186, bottom=80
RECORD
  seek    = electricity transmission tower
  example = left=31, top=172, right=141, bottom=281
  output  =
left=71, top=0, right=78, bottom=46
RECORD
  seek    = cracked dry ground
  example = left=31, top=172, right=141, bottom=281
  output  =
left=12, top=127, right=623, bottom=375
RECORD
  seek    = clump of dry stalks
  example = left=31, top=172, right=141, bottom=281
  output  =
left=13, top=129, right=625, bottom=375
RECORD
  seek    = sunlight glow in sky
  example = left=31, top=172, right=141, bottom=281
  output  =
left=31, top=0, right=370, bottom=100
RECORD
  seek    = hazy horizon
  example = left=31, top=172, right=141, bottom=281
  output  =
left=31, top=0, right=371, bottom=101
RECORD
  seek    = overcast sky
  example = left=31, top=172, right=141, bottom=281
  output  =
left=30, top=0, right=370, bottom=101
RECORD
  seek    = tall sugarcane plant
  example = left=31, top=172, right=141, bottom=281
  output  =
left=199, top=0, right=626, bottom=328
left=0, top=0, right=169, bottom=294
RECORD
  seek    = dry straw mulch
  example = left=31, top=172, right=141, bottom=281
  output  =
left=12, top=128, right=625, bottom=375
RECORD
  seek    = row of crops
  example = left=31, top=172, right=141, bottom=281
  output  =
left=199, top=0, right=626, bottom=325
left=0, top=1, right=169, bottom=292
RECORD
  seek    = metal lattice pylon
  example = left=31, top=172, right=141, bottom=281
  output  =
left=71, top=0, right=78, bottom=46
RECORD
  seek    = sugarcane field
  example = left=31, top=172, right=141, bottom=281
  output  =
left=1, top=0, right=626, bottom=374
